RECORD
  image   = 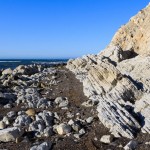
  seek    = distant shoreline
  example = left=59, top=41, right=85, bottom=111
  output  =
left=0, top=59, right=68, bottom=69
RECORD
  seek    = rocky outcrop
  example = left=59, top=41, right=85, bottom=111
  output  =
left=67, top=56, right=141, bottom=139
left=67, top=3, right=150, bottom=139
left=110, top=3, right=150, bottom=56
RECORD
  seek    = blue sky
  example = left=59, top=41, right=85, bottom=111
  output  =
left=0, top=0, right=149, bottom=59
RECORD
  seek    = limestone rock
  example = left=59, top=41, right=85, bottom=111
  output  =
left=30, top=141, right=52, bottom=150
left=55, top=97, right=69, bottom=108
left=2, top=68, right=13, bottom=75
left=26, top=109, right=36, bottom=117
left=13, top=65, right=39, bottom=75
left=3, top=116, right=10, bottom=125
left=79, top=128, right=86, bottom=136
left=66, top=3, right=150, bottom=139
left=117, top=56, right=150, bottom=92
left=71, top=121, right=82, bottom=132
left=37, top=110, right=54, bottom=126
left=29, top=120, right=45, bottom=133
left=145, top=142, right=150, bottom=145
left=124, top=140, right=138, bottom=150
left=13, top=115, right=32, bottom=127
left=110, top=3, right=150, bottom=56
left=56, top=123, right=71, bottom=135
left=0, top=127, right=24, bottom=142
left=43, top=127, right=54, bottom=137
left=100, top=135, right=113, bottom=144
left=134, top=94, right=150, bottom=134
left=67, top=57, right=141, bottom=138
left=86, top=117, right=94, bottom=124
left=7, top=111, right=16, bottom=118
left=0, top=121, right=6, bottom=129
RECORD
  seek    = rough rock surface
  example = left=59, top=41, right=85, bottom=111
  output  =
left=30, top=141, right=52, bottom=150
left=100, top=135, right=113, bottom=144
left=0, top=127, right=24, bottom=142
left=67, top=3, right=150, bottom=139
left=110, top=3, right=150, bottom=56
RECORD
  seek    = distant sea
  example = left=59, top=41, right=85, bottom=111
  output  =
left=0, top=59, right=68, bottom=69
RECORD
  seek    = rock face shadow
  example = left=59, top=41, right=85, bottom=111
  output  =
left=125, top=75, right=144, bottom=91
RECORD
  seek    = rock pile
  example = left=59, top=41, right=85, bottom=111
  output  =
left=0, top=64, right=97, bottom=149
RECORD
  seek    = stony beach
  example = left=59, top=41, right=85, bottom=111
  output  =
left=0, top=64, right=149, bottom=150
left=0, top=3, right=150, bottom=150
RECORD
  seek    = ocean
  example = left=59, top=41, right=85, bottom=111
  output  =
left=0, top=59, right=68, bottom=69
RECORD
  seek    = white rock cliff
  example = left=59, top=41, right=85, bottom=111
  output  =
left=66, top=3, right=150, bottom=139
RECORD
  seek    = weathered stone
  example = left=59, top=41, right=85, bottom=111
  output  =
left=68, top=119, right=74, bottom=125
left=110, top=3, right=150, bottom=56
left=86, top=117, right=94, bottom=124
left=18, top=111, right=25, bottom=116
left=79, top=128, right=86, bottom=136
left=29, top=120, right=45, bottom=133
left=13, top=65, right=39, bottom=75
left=13, top=115, right=32, bottom=127
left=7, top=111, right=16, bottom=118
left=134, top=94, right=150, bottom=134
left=100, top=135, right=113, bottom=144
left=66, top=3, right=150, bottom=139
left=30, top=141, right=52, bottom=150
left=0, top=121, right=6, bottom=129
left=0, top=127, right=24, bottom=142
left=74, top=134, right=80, bottom=139
left=59, top=99, right=69, bottom=108
left=72, top=121, right=82, bottom=132
left=43, top=127, right=54, bottom=137
left=38, top=110, right=54, bottom=126
left=3, top=116, right=10, bottom=125
left=2, top=68, right=13, bottom=75
left=56, top=123, right=71, bottom=135
left=26, top=109, right=36, bottom=117
left=54, top=97, right=64, bottom=104
left=55, top=97, right=69, bottom=108
left=4, top=104, right=12, bottom=108
left=124, top=140, right=138, bottom=150
left=66, top=112, right=74, bottom=118
left=81, top=100, right=95, bottom=107
left=37, top=98, right=51, bottom=109
left=145, top=142, right=150, bottom=145
left=67, top=57, right=141, bottom=139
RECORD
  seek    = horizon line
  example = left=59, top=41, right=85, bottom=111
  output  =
left=0, top=57, right=75, bottom=60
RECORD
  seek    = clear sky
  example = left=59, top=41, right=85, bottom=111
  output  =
left=0, top=0, right=149, bottom=59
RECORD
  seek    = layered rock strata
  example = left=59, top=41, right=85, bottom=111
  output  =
left=66, top=3, right=150, bottom=139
